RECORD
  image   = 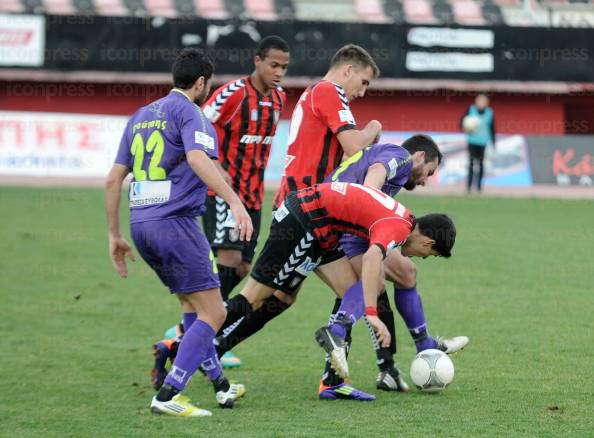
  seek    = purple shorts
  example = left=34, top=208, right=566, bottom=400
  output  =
left=131, top=216, right=220, bottom=294
left=340, top=234, right=369, bottom=259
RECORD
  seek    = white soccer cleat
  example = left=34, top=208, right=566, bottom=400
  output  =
left=376, top=367, right=410, bottom=392
left=150, top=394, right=212, bottom=417
left=216, top=382, right=246, bottom=408
left=437, top=336, right=469, bottom=354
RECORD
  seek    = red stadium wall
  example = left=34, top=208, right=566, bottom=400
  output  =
left=2, top=81, right=593, bottom=135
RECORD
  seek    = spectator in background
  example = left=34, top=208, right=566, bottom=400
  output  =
left=461, top=94, right=495, bottom=193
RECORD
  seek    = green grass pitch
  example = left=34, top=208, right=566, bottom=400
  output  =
left=1, top=186, right=593, bottom=437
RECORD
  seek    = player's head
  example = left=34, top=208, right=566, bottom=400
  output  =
left=254, top=36, right=290, bottom=90
left=475, top=93, right=489, bottom=109
left=401, top=214, right=456, bottom=258
left=401, top=134, right=443, bottom=190
left=172, top=48, right=215, bottom=105
left=328, top=44, right=380, bottom=102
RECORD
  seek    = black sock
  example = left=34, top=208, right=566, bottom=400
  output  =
left=376, top=292, right=396, bottom=372
left=156, top=384, right=179, bottom=402
left=212, top=374, right=230, bottom=393
left=220, top=294, right=252, bottom=333
left=322, top=299, right=346, bottom=387
left=217, top=264, right=242, bottom=300
left=216, top=295, right=291, bottom=357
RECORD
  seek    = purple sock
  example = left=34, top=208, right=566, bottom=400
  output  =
left=183, top=312, right=197, bottom=332
left=329, top=282, right=364, bottom=340
left=163, top=319, right=221, bottom=391
left=394, top=285, right=437, bottom=352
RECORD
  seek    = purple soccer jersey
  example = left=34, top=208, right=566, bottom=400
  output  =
left=325, top=143, right=413, bottom=258
left=115, top=89, right=218, bottom=223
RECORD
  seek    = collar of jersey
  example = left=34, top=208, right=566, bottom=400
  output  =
left=171, top=88, right=193, bottom=102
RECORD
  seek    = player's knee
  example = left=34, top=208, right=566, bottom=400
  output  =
left=210, top=305, right=227, bottom=330
left=217, top=249, right=243, bottom=268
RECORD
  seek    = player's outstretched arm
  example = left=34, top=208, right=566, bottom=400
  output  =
left=187, top=149, right=253, bottom=242
left=337, top=120, right=382, bottom=157
left=105, top=163, right=136, bottom=278
left=363, top=163, right=388, bottom=190
left=361, top=244, right=390, bottom=347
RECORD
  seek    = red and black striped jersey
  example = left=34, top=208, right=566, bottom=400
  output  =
left=292, top=182, right=415, bottom=254
left=203, top=76, right=286, bottom=210
left=273, top=80, right=356, bottom=208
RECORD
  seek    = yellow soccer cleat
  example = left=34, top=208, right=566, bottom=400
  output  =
left=150, top=394, right=212, bottom=417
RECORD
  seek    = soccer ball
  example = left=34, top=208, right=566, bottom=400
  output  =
left=409, top=349, right=454, bottom=392
left=462, top=115, right=480, bottom=133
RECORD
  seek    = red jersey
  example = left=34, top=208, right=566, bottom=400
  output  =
left=293, top=182, right=415, bottom=254
left=273, top=80, right=356, bottom=208
left=203, top=76, right=286, bottom=210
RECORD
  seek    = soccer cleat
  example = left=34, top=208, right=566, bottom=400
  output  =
left=376, top=367, right=410, bottom=392
left=314, top=327, right=349, bottom=379
left=318, top=381, right=376, bottom=401
left=215, top=383, right=246, bottom=408
left=150, top=394, right=212, bottom=417
left=151, top=339, right=177, bottom=390
left=221, top=351, right=242, bottom=368
left=436, top=336, right=470, bottom=354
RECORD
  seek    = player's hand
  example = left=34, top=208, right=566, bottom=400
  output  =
left=109, top=235, right=135, bottom=278
left=229, top=202, right=253, bottom=242
left=367, top=120, right=382, bottom=144
left=366, top=315, right=391, bottom=348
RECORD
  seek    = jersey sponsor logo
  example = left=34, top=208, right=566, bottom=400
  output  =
left=129, top=180, right=171, bottom=207
left=239, top=134, right=273, bottom=144
left=338, top=109, right=355, bottom=124
left=195, top=131, right=215, bottom=149
left=202, top=105, right=221, bottom=123
left=331, top=181, right=347, bottom=195
left=295, top=256, right=321, bottom=276
left=259, top=101, right=273, bottom=107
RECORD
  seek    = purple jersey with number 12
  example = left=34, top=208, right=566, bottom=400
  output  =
left=114, top=89, right=218, bottom=224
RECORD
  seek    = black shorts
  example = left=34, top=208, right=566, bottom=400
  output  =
left=203, top=195, right=262, bottom=263
left=251, top=199, right=325, bottom=295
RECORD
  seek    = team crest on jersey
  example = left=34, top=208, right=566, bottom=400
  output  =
left=331, top=181, right=347, bottom=195
left=251, top=109, right=258, bottom=121
left=338, top=109, right=355, bottom=124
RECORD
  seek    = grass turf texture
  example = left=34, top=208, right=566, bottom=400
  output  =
left=1, top=186, right=593, bottom=437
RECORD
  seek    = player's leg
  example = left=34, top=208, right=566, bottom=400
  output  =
left=215, top=208, right=318, bottom=355
left=467, top=144, right=476, bottom=192
left=152, top=288, right=246, bottom=416
left=131, top=217, right=245, bottom=416
left=476, top=146, right=486, bottom=192
left=385, top=251, right=469, bottom=354
left=314, top=256, right=376, bottom=401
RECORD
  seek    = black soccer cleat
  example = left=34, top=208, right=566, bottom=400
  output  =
left=314, top=327, right=349, bottom=379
